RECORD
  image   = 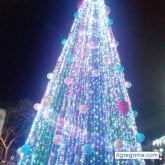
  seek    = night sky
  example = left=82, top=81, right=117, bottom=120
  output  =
left=0, top=0, right=164, bottom=141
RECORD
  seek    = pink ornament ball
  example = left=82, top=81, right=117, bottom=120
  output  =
left=79, top=105, right=88, bottom=114
left=114, top=139, right=123, bottom=150
left=64, top=77, right=73, bottom=85
left=103, top=56, right=111, bottom=64
left=117, top=100, right=129, bottom=115
left=53, top=135, right=63, bottom=145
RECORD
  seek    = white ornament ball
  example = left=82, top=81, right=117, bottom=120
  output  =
left=53, top=135, right=63, bottom=145
left=64, top=77, right=73, bottom=85
left=87, top=37, right=100, bottom=49
left=17, top=148, right=22, bottom=156
left=47, top=73, right=53, bottom=80
left=125, top=81, right=132, bottom=88
left=33, top=103, right=41, bottom=111
left=91, top=69, right=100, bottom=77
left=79, top=105, right=88, bottom=114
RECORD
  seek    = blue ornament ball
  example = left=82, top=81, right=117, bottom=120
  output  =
left=82, top=144, right=93, bottom=155
left=107, top=18, right=113, bottom=26
left=116, top=64, right=124, bottom=72
left=136, top=133, right=145, bottom=143
left=61, top=39, right=67, bottom=46
left=132, top=110, right=138, bottom=117
left=21, top=144, right=31, bottom=154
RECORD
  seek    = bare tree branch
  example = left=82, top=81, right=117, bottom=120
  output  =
left=0, top=137, right=7, bottom=149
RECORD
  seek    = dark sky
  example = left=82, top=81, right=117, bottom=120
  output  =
left=0, top=0, right=164, bottom=141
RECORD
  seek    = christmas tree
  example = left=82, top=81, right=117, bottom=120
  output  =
left=18, top=0, right=145, bottom=164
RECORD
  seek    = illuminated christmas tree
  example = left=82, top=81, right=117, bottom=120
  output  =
left=18, top=0, right=145, bottom=164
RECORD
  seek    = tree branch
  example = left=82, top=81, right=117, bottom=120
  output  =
left=0, top=137, right=7, bottom=149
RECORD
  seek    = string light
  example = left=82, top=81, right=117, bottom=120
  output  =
left=18, top=0, right=145, bottom=164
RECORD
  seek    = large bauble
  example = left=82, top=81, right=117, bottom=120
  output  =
left=82, top=144, right=93, bottom=155
left=87, top=37, right=100, bottom=49
left=61, top=39, right=67, bottom=45
left=79, top=105, right=88, bottom=114
left=132, top=110, right=138, bottom=117
left=136, top=133, right=145, bottom=143
left=125, top=81, right=132, bottom=88
left=64, top=77, right=73, bottom=85
left=91, top=69, right=100, bottom=77
left=47, top=72, right=53, bottom=80
left=21, top=144, right=31, bottom=154
left=116, top=64, right=124, bottom=72
left=33, top=103, right=41, bottom=111
left=53, top=135, right=63, bottom=145
left=117, top=100, right=129, bottom=115
left=114, top=139, right=123, bottom=150
left=107, top=18, right=113, bottom=26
